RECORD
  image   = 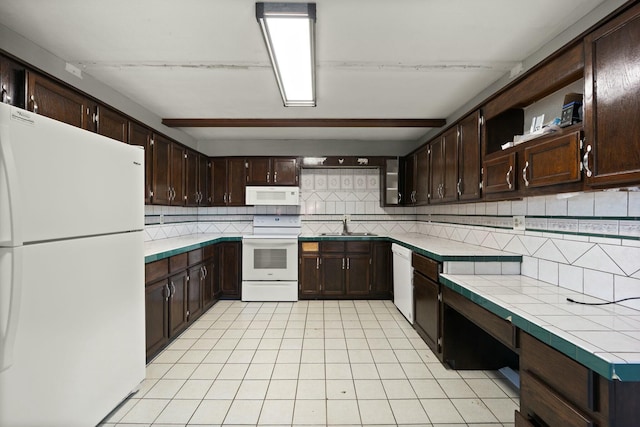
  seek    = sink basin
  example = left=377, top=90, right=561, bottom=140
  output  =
left=319, top=232, right=377, bottom=236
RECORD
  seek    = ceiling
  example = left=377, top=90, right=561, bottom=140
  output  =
left=0, top=0, right=608, bottom=155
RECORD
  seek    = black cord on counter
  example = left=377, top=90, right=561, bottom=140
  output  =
left=566, top=296, right=640, bottom=305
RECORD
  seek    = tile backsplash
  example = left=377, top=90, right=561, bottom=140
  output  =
left=144, top=169, right=640, bottom=310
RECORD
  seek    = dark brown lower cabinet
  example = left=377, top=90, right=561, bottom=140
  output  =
left=145, top=241, right=240, bottom=361
left=145, top=279, right=169, bottom=359
left=219, top=242, right=241, bottom=299
left=412, top=253, right=441, bottom=356
left=168, top=269, right=188, bottom=337
left=298, top=240, right=390, bottom=299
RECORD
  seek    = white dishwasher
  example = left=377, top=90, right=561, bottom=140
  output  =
left=392, top=244, right=414, bottom=324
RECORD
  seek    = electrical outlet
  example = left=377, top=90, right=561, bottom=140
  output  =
left=344, top=214, right=350, bottom=222
left=513, top=215, right=525, bottom=231
left=160, top=214, right=165, bottom=224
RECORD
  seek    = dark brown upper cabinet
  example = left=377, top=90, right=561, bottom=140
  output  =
left=583, top=3, right=640, bottom=188
left=430, top=127, right=458, bottom=204
left=246, top=157, right=299, bottom=186
left=151, top=134, right=184, bottom=206
left=0, top=55, right=26, bottom=108
left=95, top=104, right=128, bottom=143
left=27, top=71, right=94, bottom=130
left=457, top=111, right=482, bottom=201
left=211, top=158, right=246, bottom=206
left=185, top=150, right=209, bottom=207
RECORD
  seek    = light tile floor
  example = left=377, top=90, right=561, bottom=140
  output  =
left=100, top=300, right=519, bottom=427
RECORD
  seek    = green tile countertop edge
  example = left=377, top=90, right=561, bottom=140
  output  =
left=439, top=276, right=640, bottom=382
left=144, top=236, right=241, bottom=263
left=299, top=236, right=522, bottom=263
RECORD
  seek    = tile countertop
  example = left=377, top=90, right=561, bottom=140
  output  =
left=440, top=273, right=640, bottom=382
left=144, top=233, right=241, bottom=263
left=145, top=232, right=522, bottom=263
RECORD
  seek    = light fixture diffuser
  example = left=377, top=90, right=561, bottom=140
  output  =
left=256, top=2, right=316, bottom=107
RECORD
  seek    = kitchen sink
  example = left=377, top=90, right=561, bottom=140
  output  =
left=320, top=232, right=377, bottom=236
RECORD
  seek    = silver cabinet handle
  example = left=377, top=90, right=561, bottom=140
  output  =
left=457, top=178, right=462, bottom=196
left=583, top=145, right=593, bottom=178
left=203, top=266, right=207, bottom=278
left=223, top=193, right=227, bottom=203
left=342, top=258, right=345, bottom=270
left=398, top=192, right=402, bottom=203
left=347, top=257, right=350, bottom=270
left=274, top=171, right=278, bottom=183
left=170, top=281, right=176, bottom=297
left=316, top=257, right=320, bottom=270
left=266, top=173, right=270, bottom=183
left=30, top=95, right=38, bottom=113
left=522, top=163, right=528, bottom=186
left=228, top=193, right=231, bottom=204
left=164, top=283, right=170, bottom=301
left=168, top=187, right=173, bottom=201
left=506, top=165, right=513, bottom=189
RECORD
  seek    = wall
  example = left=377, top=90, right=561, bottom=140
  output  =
left=145, top=167, right=640, bottom=311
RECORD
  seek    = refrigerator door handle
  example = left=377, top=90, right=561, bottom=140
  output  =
left=0, top=124, right=24, bottom=246
left=0, top=247, right=23, bottom=371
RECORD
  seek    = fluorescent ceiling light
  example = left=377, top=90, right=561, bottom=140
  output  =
left=256, top=2, right=316, bottom=107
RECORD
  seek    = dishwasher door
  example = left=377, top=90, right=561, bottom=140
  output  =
left=392, top=244, right=414, bottom=324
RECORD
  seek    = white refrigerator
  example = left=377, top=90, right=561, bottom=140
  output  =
left=0, top=103, right=145, bottom=427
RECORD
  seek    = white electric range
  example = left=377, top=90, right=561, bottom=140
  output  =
left=241, top=215, right=301, bottom=301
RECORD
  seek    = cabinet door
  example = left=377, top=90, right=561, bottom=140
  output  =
left=403, top=154, right=416, bottom=205
left=152, top=134, right=172, bottom=205
left=458, top=111, right=481, bottom=201
left=431, top=128, right=458, bottom=204
left=184, top=150, right=199, bottom=206
left=211, top=158, right=228, bottom=206
left=415, top=147, right=430, bottom=204
left=483, top=152, right=517, bottom=194
left=246, top=158, right=271, bottom=185
left=300, top=253, right=322, bottom=297
left=345, top=254, right=370, bottom=296
left=145, top=279, right=169, bottom=360
left=0, top=55, right=26, bottom=108
left=168, top=270, right=188, bottom=338
left=371, top=242, right=392, bottom=296
left=219, top=242, right=241, bottom=298
left=522, top=131, right=581, bottom=189
left=27, top=72, right=92, bottom=129
left=272, top=157, right=298, bottom=185
left=187, top=265, right=203, bottom=321
left=129, top=122, right=153, bottom=204
left=203, top=252, right=217, bottom=306
left=198, top=155, right=210, bottom=206
left=322, top=254, right=345, bottom=296
left=413, top=272, right=440, bottom=353
left=584, top=4, right=640, bottom=187
left=96, top=104, right=128, bottom=143
left=227, top=158, right=246, bottom=206
left=170, top=143, right=185, bottom=206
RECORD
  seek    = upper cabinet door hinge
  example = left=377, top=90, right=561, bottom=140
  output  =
left=150, top=139, right=154, bottom=146
left=92, top=113, right=99, bottom=124
left=479, top=116, right=485, bottom=126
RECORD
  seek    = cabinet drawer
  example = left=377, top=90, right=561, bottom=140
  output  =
left=203, top=244, right=216, bottom=259
left=170, top=253, right=188, bottom=272
left=145, top=259, right=168, bottom=284
left=412, top=252, right=440, bottom=282
left=301, top=242, right=320, bottom=253
left=521, top=332, right=591, bottom=409
left=521, top=370, right=594, bottom=427
left=345, top=241, right=370, bottom=253
left=321, top=241, right=345, bottom=253
left=188, top=248, right=203, bottom=265
left=443, top=287, right=515, bottom=350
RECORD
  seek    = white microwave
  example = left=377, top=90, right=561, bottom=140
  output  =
left=245, top=186, right=300, bottom=206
